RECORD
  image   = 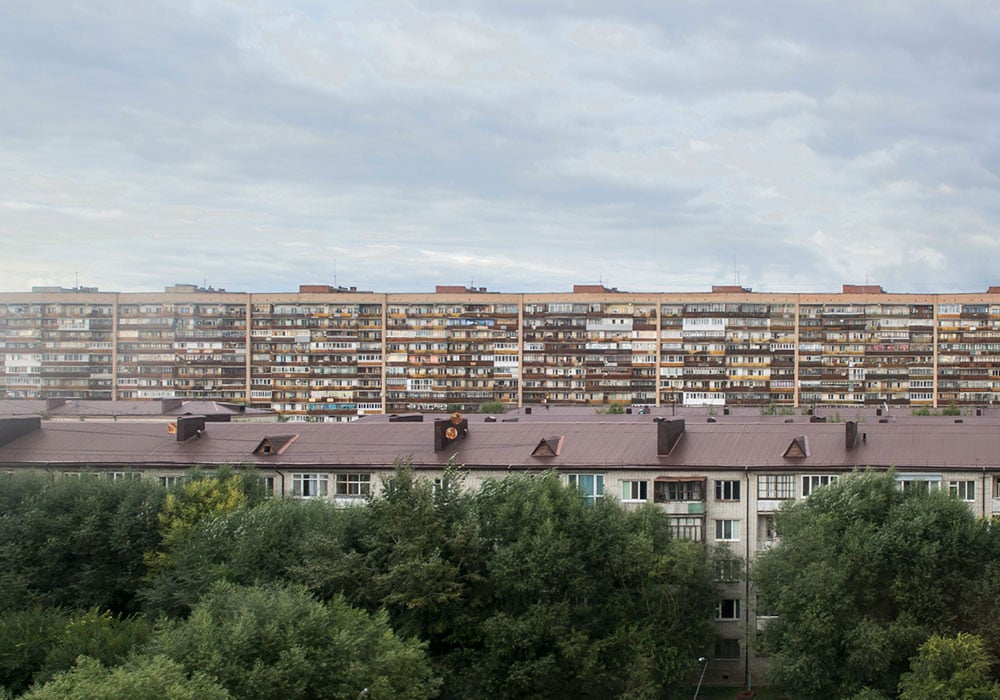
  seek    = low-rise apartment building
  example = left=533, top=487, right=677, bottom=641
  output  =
left=1, top=410, right=998, bottom=686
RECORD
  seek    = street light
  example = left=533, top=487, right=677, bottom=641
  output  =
left=693, top=656, right=709, bottom=699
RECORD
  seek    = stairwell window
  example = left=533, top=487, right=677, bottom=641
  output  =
left=715, top=519, right=740, bottom=542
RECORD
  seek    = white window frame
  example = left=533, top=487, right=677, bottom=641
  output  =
left=801, top=474, right=839, bottom=497
left=335, top=472, right=371, bottom=497
left=669, top=516, right=704, bottom=542
left=715, top=479, right=741, bottom=501
left=292, top=473, right=329, bottom=498
left=716, top=598, right=741, bottom=620
left=567, top=474, right=604, bottom=504
left=620, top=480, right=648, bottom=502
left=715, top=519, right=740, bottom=541
left=949, top=480, right=975, bottom=502
left=758, top=474, right=795, bottom=499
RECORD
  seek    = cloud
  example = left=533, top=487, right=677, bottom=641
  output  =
left=1, top=0, right=999, bottom=295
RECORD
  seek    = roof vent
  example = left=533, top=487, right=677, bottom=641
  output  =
left=531, top=436, right=564, bottom=458
left=783, top=436, right=809, bottom=459
left=252, top=434, right=299, bottom=455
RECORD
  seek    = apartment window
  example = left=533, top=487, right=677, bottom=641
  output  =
left=335, top=473, right=371, bottom=497
left=896, top=475, right=942, bottom=493
left=715, top=519, right=740, bottom=541
left=258, top=476, right=275, bottom=497
left=715, top=480, right=741, bottom=501
left=758, top=474, right=795, bottom=499
left=654, top=479, right=704, bottom=503
left=713, top=556, right=743, bottom=582
left=801, top=475, right=839, bottom=497
left=108, top=471, right=141, bottom=481
left=157, top=476, right=183, bottom=489
left=949, top=480, right=976, bottom=502
left=567, top=474, right=604, bottom=505
left=292, top=473, right=329, bottom=498
left=716, top=599, right=741, bottom=620
left=669, top=516, right=704, bottom=542
left=714, top=637, right=741, bottom=660
left=621, top=480, right=648, bottom=502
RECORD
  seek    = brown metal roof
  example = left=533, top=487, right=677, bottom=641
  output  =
left=1, top=418, right=999, bottom=473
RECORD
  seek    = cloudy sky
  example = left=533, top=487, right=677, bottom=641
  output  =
left=2, top=1, right=999, bottom=295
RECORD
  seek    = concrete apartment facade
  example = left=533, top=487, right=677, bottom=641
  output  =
left=0, top=411, right=997, bottom=686
left=3, top=282, right=1000, bottom=417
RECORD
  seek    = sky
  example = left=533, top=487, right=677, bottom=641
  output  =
left=2, top=1, right=999, bottom=295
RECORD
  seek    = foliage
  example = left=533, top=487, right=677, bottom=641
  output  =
left=898, top=633, right=1000, bottom=700
left=19, top=655, right=231, bottom=700
left=0, top=473, right=164, bottom=614
left=145, top=468, right=253, bottom=574
left=0, top=607, right=66, bottom=696
left=477, top=401, right=507, bottom=414
left=754, top=471, right=995, bottom=699
left=0, top=607, right=151, bottom=695
left=36, top=608, right=152, bottom=685
left=141, top=498, right=360, bottom=616
left=596, top=404, right=625, bottom=414
left=152, top=581, right=439, bottom=700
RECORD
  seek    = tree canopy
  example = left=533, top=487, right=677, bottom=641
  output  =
left=754, top=470, right=1000, bottom=698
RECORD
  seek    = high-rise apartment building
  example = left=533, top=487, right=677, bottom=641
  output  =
left=3, top=283, right=1000, bottom=415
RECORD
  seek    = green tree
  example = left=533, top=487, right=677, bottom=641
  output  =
left=152, top=581, right=440, bottom=700
left=457, top=472, right=715, bottom=699
left=754, top=471, right=995, bottom=698
left=478, top=401, right=507, bottom=414
left=898, top=633, right=1000, bottom=700
left=19, top=655, right=230, bottom=700
left=145, top=468, right=253, bottom=575
left=0, top=607, right=66, bottom=695
left=140, top=497, right=362, bottom=616
left=0, top=474, right=164, bottom=614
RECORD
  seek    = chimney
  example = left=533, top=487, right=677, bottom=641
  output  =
left=846, top=421, right=858, bottom=449
left=657, top=418, right=685, bottom=456
left=176, top=415, right=207, bottom=442
left=160, top=398, right=183, bottom=414
left=0, top=416, right=42, bottom=447
left=45, top=398, right=66, bottom=410
left=434, top=413, right=469, bottom=451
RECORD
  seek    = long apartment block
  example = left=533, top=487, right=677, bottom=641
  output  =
left=3, top=282, right=1000, bottom=415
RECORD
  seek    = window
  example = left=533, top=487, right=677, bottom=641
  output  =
left=292, top=473, right=328, bottom=498
left=896, top=475, right=942, bottom=493
left=715, top=519, right=740, bottom=541
left=669, top=516, right=704, bottom=542
left=335, top=473, right=371, bottom=497
left=949, top=480, right=976, bottom=501
left=567, top=474, right=604, bottom=504
left=258, top=476, right=275, bottom=496
left=758, top=474, right=795, bottom=499
left=801, top=475, right=838, bottom=497
left=714, top=637, right=740, bottom=660
left=621, top=480, right=648, bottom=502
left=713, top=556, right=743, bottom=581
left=716, top=599, right=741, bottom=620
left=108, top=471, right=141, bottom=481
left=654, top=479, right=704, bottom=503
left=715, top=480, right=741, bottom=501
left=158, top=476, right=183, bottom=488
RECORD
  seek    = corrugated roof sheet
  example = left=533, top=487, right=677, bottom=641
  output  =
left=1, top=418, right=999, bottom=473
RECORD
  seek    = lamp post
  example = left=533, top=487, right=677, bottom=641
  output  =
left=693, top=656, right=709, bottom=699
